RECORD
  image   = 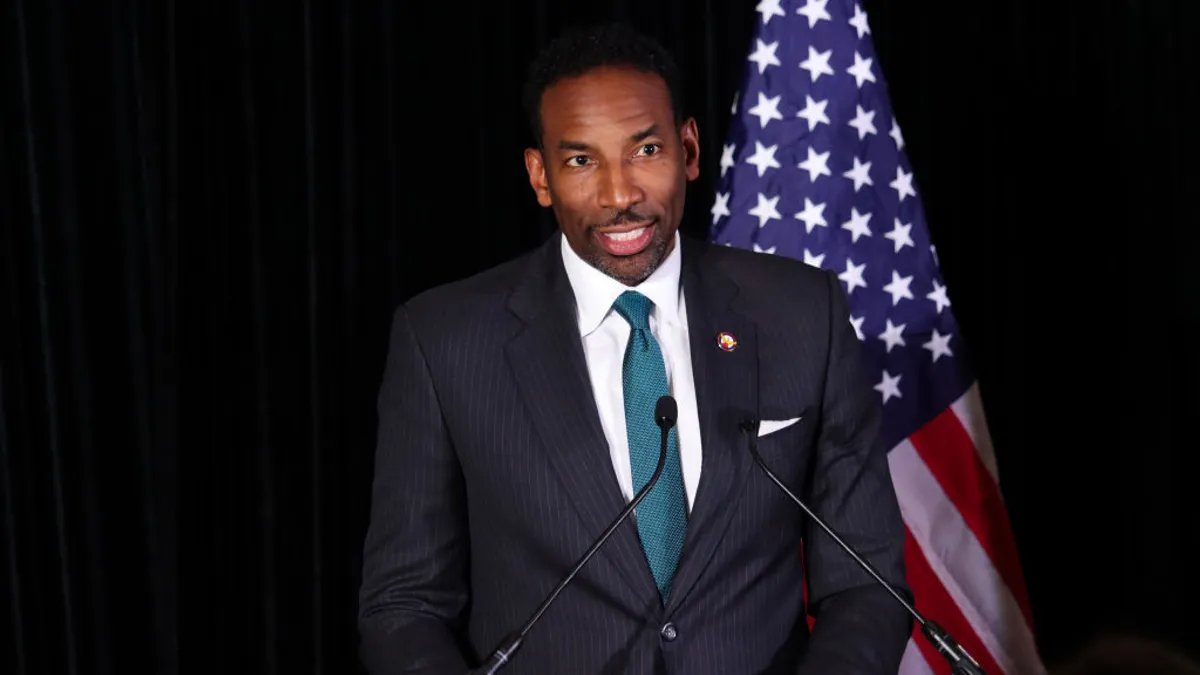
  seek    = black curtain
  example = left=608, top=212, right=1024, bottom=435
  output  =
left=3, top=1, right=1197, bottom=674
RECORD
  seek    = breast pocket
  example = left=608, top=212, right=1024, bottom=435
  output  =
left=751, top=413, right=815, bottom=487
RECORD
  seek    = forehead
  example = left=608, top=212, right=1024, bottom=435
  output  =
left=540, top=66, right=674, bottom=141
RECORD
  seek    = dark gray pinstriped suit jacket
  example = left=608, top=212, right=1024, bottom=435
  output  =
left=357, top=232, right=912, bottom=675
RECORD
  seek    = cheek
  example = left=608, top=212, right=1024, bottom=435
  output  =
left=551, top=171, right=594, bottom=206
left=550, top=196, right=596, bottom=237
left=568, top=179, right=598, bottom=208
left=636, top=164, right=683, bottom=206
left=546, top=176, right=587, bottom=217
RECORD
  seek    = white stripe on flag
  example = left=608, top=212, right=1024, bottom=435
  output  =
left=949, top=382, right=999, bottom=482
left=890, top=439, right=1046, bottom=675
left=898, top=638, right=938, bottom=675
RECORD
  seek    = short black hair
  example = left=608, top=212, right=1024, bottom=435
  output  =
left=522, top=22, right=685, bottom=149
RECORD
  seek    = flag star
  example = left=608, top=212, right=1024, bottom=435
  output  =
left=748, top=39, right=782, bottom=74
left=753, top=242, right=777, bottom=255
left=803, top=248, right=826, bottom=268
left=796, top=0, right=832, bottom=28
left=923, top=329, right=954, bottom=362
left=799, top=46, right=835, bottom=82
left=889, top=116, right=905, bottom=150
left=850, top=315, right=865, bottom=341
left=749, top=192, right=782, bottom=228
left=796, top=95, right=830, bottom=131
left=841, top=207, right=872, bottom=242
left=794, top=198, right=828, bottom=233
left=755, top=0, right=786, bottom=25
left=884, top=218, right=915, bottom=252
left=843, top=156, right=873, bottom=192
left=847, top=51, right=877, bottom=88
left=720, top=143, right=736, bottom=177
left=838, top=258, right=867, bottom=294
left=847, top=104, right=877, bottom=140
left=930, top=244, right=938, bottom=265
left=849, top=4, right=871, bottom=38
left=927, top=279, right=951, bottom=314
left=797, top=146, right=832, bottom=182
left=731, top=91, right=739, bottom=114
left=748, top=91, right=784, bottom=129
left=874, top=370, right=902, bottom=403
left=878, top=319, right=906, bottom=353
left=890, top=166, right=917, bottom=202
left=882, top=270, right=915, bottom=305
left=745, top=141, right=781, bottom=177
left=711, top=191, right=731, bottom=225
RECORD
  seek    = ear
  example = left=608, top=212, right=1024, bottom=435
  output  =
left=680, top=118, right=700, bottom=182
left=523, top=148, right=553, bottom=207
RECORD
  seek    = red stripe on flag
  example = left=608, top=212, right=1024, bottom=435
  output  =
left=904, top=527, right=1005, bottom=675
left=909, top=408, right=1035, bottom=629
left=800, top=541, right=816, bottom=630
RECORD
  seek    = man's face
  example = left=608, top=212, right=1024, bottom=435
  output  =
left=524, top=66, right=700, bottom=286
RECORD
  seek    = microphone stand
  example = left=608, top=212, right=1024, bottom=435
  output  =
left=476, top=405, right=677, bottom=674
left=740, top=419, right=987, bottom=675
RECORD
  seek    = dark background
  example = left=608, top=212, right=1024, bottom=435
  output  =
left=3, top=0, right=1198, bottom=673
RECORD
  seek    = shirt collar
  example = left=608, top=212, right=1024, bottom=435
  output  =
left=560, top=230, right=683, bottom=337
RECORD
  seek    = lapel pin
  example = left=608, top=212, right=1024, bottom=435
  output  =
left=717, top=332, right=738, bottom=352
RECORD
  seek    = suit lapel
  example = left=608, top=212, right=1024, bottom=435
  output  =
left=666, top=237, right=759, bottom=614
left=504, top=235, right=659, bottom=602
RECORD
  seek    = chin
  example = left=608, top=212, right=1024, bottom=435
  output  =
left=593, top=241, right=668, bottom=286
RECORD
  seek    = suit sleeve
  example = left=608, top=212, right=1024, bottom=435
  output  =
left=795, top=270, right=913, bottom=675
left=357, top=304, right=471, bottom=675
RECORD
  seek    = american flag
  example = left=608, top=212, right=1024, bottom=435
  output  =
left=710, top=1, right=1045, bottom=673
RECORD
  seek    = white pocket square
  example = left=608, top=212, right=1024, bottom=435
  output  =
left=758, top=417, right=801, bottom=437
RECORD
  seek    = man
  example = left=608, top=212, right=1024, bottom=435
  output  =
left=358, top=22, right=911, bottom=675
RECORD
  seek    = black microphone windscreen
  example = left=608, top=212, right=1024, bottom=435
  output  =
left=655, top=395, right=678, bottom=428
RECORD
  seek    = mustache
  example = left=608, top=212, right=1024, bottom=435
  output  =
left=591, top=208, right=655, bottom=230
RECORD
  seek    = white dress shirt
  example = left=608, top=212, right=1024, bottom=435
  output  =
left=560, top=232, right=703, bottom=513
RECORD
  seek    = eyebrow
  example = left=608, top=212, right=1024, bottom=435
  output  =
left=630, top=125, right=659, bottom=143
left=557, top=139, right=591, bottom=152
left=556, top=125, right=661, bottom=152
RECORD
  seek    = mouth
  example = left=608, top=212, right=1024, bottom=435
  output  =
left=594, top=220, right=656, bottom=257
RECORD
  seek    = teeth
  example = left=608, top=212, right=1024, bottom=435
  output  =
left=603, top=227, right=646, bottom=242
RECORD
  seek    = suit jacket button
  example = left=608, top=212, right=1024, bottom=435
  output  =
left=660, top=622, right=678, bottom=642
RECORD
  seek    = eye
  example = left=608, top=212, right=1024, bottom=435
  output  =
left=637, top=143, right=662, bottom=156
left=566, top=155, right=591, bottom=167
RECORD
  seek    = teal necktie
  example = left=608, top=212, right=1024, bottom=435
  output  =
left=612, top=290, right=688, bottom=603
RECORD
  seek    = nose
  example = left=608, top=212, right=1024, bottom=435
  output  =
left=598, top=162, right=645, bottom=213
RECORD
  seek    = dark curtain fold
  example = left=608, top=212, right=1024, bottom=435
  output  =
left=2, top=1, right=1197, bottom=674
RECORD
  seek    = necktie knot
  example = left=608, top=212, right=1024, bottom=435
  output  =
left=613, top=290, right=654, bottom=332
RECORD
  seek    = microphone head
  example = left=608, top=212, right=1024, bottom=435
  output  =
left=655, top=395, right=678, bottom=429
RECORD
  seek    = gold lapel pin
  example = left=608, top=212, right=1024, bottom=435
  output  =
left=717, top=332, right=738, bottom=352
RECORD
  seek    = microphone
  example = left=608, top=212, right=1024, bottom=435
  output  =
left=739, top=417, right=987, bottom=675
left=475, top=395, right=679, bottom=674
